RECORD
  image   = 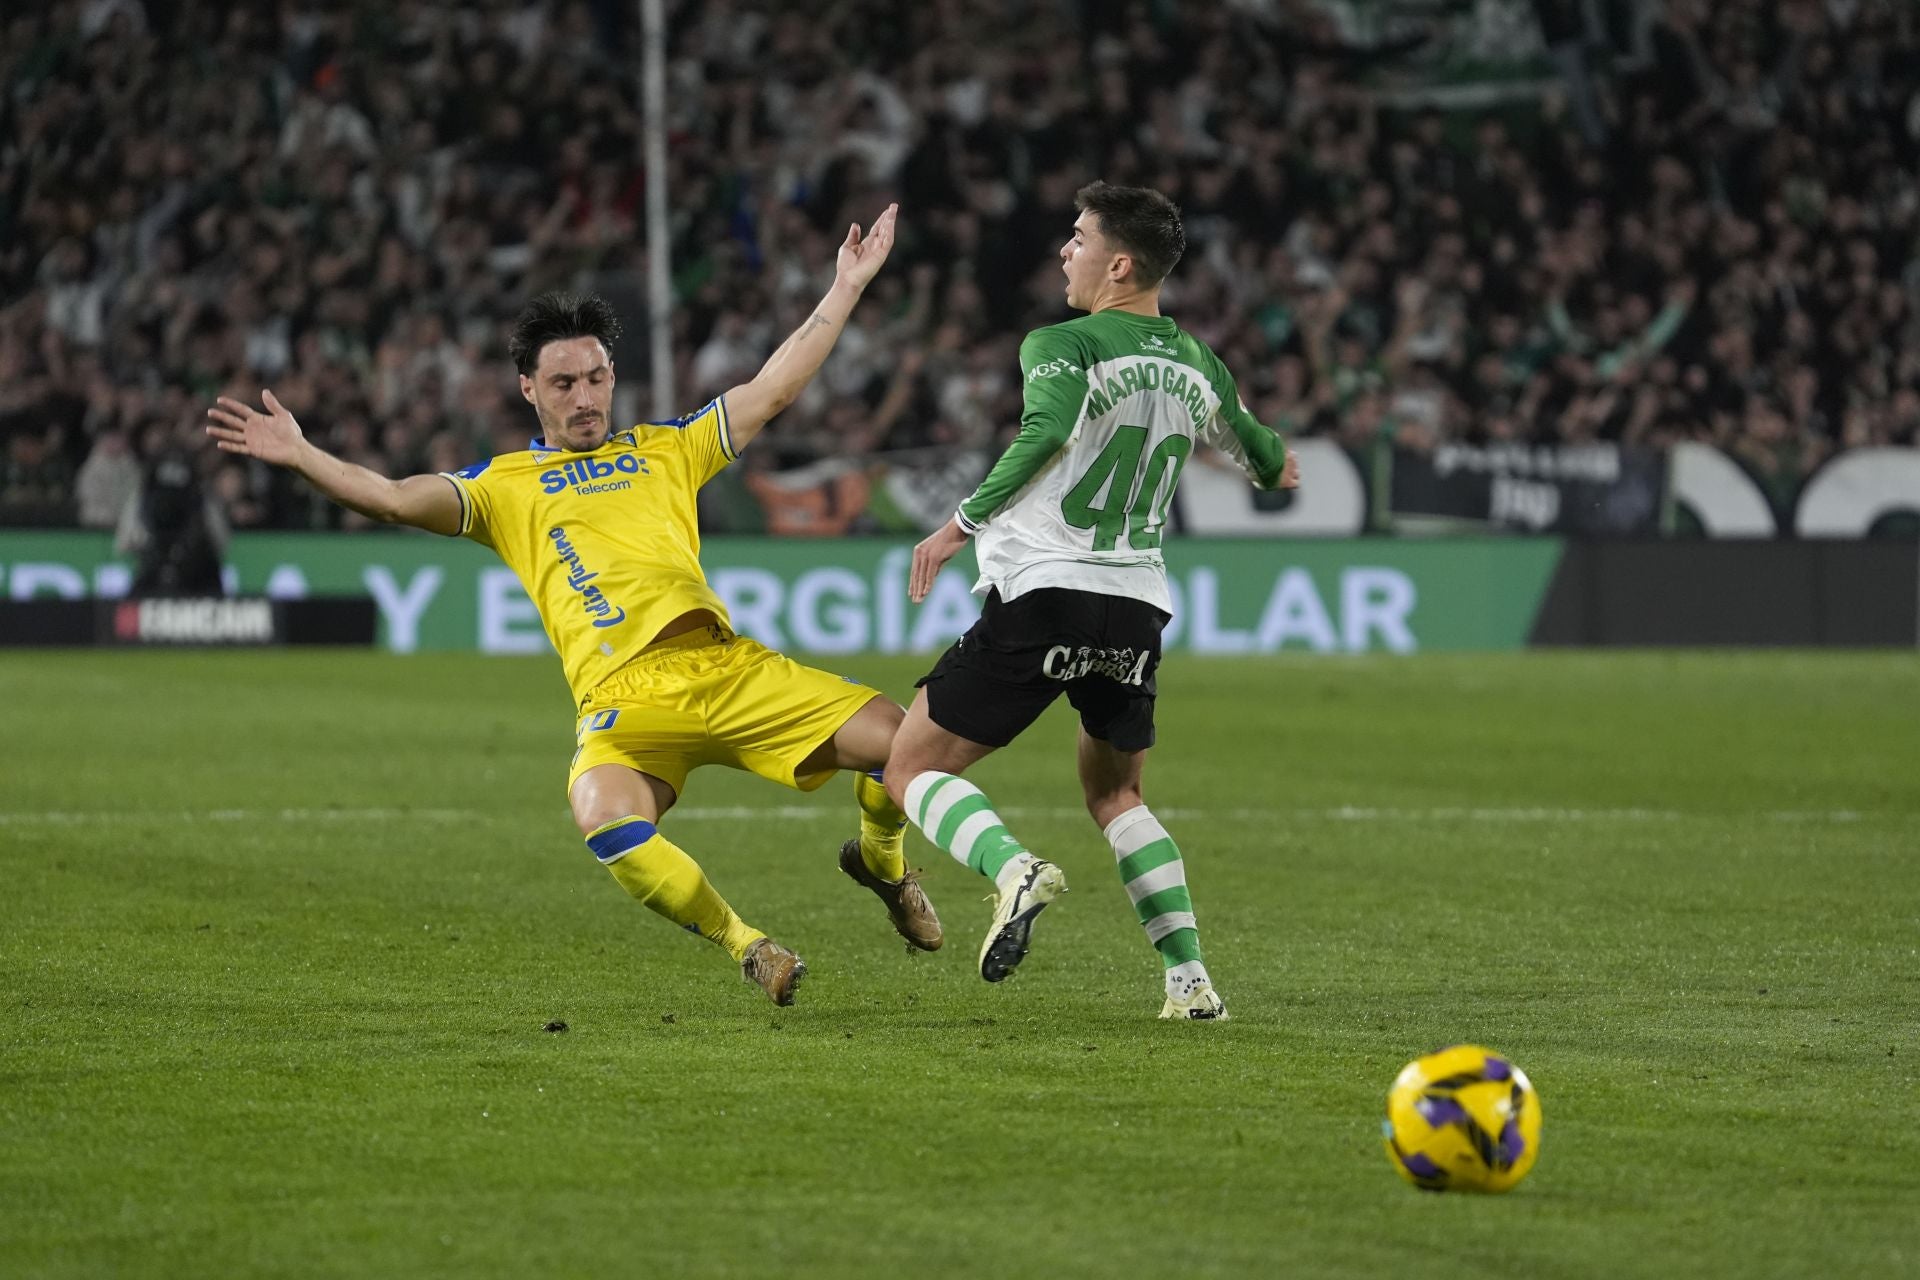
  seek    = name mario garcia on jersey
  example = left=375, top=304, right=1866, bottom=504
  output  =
left=1082, top=357, right=1214, bottom=428
left=540, top=453, right=653, bottom=495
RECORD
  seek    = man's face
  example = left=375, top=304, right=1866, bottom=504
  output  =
left=1060, top=211, right=1122, bottom=310
left=522, top=336, right=615, bottom=451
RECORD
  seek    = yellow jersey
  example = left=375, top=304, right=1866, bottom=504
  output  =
left=441, top=396, right=740, bottom=705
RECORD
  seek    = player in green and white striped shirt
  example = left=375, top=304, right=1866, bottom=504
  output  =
left=882, top=182, right=1299, bottom=1019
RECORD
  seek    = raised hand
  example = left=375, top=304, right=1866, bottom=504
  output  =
left=206, top=389, right=307, bottom=468
left=835, top=203, right=899, bottom=292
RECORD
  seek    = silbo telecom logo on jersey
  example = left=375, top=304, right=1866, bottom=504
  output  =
left=540, top=453, right=650, bottom=495
left=1140, top=334, right=1173, bottom=353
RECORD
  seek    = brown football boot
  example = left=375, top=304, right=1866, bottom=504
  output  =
left=838, top=838, right=944, bottom=951
left=740, top=937, right=806, bottom=1006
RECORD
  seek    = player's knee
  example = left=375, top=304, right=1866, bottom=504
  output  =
left=880, top=737, right=922, bottom=799
left=880, top=761, right=920, bottom=811
left=569, top=767, right=671, bottom=835
left=572, top=799, right=624, bottom=838
left=1085, top=785, right=1144, bottom=829
left=573, top=790, right=666, bottom=837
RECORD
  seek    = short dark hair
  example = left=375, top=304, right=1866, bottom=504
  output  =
left=1074, top=181, right=1185, bottom=288
left=508, top=291, right=624, bottom=376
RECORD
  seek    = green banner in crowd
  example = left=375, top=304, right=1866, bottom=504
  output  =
left=0, top=532, right=1562, bottom=654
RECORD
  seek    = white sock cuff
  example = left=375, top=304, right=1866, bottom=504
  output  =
left=903, top=770, right=953, bottom=823
left=1103, top=804, right=1165, bottom=855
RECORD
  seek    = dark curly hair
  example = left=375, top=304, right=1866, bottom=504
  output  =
left=508, top=291, right=624, bottom=376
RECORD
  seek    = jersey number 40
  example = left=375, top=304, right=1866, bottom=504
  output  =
left=1062, top=424, right=1192, bottom=551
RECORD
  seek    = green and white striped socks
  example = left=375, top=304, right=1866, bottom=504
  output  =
left=902, top=771, right=1035, bottom=889
left=1106, top=805, right=1210, bottom=998
left=899, top=779, right=1209, bottom=999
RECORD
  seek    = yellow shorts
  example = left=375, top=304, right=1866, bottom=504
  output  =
left=567, top=623, right=885, bottom=798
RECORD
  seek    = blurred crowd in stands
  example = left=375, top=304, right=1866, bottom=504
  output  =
left=2, top=0, right=1916, bottom=533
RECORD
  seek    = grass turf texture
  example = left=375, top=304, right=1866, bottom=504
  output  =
left=2, top=650, right=1917, bottom=1278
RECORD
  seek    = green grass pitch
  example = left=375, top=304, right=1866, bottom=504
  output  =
left=3, top=648, right=1917, bottom=1277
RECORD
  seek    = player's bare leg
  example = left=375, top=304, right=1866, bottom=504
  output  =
left=570, top=764, right=803, bottom=1005
left=571, top=762, right=677, bottom=829
left=887, top=691, right=1066, bottom=982
left=799, top=696, right=943, bottom=951
left=881, top=690, right=998, bottom=789
left=799, top=694, right=903, bottom=777
left=1077, top=730, right=1224, bottom=1021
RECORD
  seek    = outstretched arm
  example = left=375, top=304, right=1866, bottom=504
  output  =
left=909, top=328, right=1084, bottom=603
left=723, top=203, right=898, bottom=451
left=205, top=389, right=462, bottom=535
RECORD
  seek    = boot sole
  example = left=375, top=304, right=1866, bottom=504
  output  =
left=769, top=960, right=806, bottom=1007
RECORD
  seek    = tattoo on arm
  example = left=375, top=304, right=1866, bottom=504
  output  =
left=767, top=312, right=834, bottom=363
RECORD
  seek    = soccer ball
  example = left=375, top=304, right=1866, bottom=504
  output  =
left=1382, top=1044, right=1542, bottom=1193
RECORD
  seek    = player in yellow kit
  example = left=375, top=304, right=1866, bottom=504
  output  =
left=206, top=204, right=940, bottom=1006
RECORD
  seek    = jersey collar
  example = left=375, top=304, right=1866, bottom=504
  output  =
left=528, top=429, right=637, bottom=453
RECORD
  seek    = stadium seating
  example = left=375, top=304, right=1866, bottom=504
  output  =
left=1, top=0, right=1914, bottom=533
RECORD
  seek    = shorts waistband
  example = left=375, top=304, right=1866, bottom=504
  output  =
left=630, top=621, right=735, bottom=663
left=578, top=622, right=737, bottom=710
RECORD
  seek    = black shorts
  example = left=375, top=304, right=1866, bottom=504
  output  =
left=917, top=587, right=1169, bottom=752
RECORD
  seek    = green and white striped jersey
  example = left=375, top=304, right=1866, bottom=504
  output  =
left=956, top=308, right=1288, bottom=612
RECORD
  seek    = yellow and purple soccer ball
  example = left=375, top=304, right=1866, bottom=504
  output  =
left=1382, top=1044, right=1542, bottom=1193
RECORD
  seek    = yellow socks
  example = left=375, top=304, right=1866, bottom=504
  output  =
left=854, top=770, right=908, bottom=883
left=586, top=817, right=764, bottom=962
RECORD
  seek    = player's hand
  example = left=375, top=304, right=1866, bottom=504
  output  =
left=1279, top=451, right=1301, bottom=490
left=206, top=389, right=306, bottom=467
left=835, top=203, right=898, bottom=292
left=909, top=517, right=968, bottom=604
